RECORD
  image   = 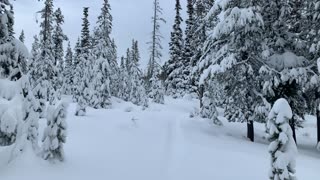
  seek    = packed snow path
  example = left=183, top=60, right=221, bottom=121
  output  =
left=1, top=97, right=320, bottom=180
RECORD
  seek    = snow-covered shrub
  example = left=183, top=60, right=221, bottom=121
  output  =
left=42, top=101, right=68, bottom=162
left=0, top=98, right=19, bottom=146
left=90, top=57, right=112, bottom=109
left=200, top=82, right=222, bottom=126
left=150, top=73, right=165, bottom=104
left=267, top=98, right=297, bottom=180
left=21, top=75, right=40, bottom=151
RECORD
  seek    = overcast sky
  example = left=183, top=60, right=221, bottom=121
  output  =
left=12, top=0, right=187, bottom=68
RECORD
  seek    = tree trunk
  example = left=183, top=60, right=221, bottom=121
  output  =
left=247, top=120, right=254, bottom=142
left=317, top=109, right=320, bottom=146
left=199, top=84, right=204, bottom=108
left=289, top=119, right=297, bottom=144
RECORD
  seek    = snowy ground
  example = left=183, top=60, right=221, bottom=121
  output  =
left=0, top=97, right=319, bottom=180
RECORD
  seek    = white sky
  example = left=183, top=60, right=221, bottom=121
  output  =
left=12, top=0, right=187, bottom=68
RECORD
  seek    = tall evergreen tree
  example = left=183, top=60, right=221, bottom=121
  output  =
left=146, top=0, right=166, bottom=87
left=129, top=40, right=148, bottom=107
left=74, top=7, right=91, bottom=116
left=199, top=0, right=264, bottom=141
left=181, top=0, right=196, bottom=95
left=259, top=0, right=310, bottom=143
left=52, top=7, right=68, bottom=95
left=62, top=42, right=73, bottom=95
left=164, top=0, right=184, bottom=98
left=31, top=0, right=57, bottom=110
left=192, top=0, right=215, bottom=105
left=90, top=0, right=117, bottom=108
left=29, top=35, right=40, bottom=86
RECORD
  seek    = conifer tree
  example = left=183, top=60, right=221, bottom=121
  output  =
left=42, top=101, right=68, bottom=162
left=146, top=0, right=166, bottom=87
left=31, top=0, right=57, bottom=109
left=149, top=71, right=165, bottom=104
left=90, top=0, right=117, bottom=108
left=127, top=40, right=149, bottom=107
left=52, top=7, right=68, bottom=96
left=29, top=35, right=40, bottom=86
left=199, top=0, right=264, bottom=141
left=259, top=0, right=309, bottom=143
left=181, top=0, right=195, bottom=96
left=74, top=7, right=91, bottom=116
left=164, top=0, right=184, bottom=98
left=191, top=0, right=214, bottom=105
left=268, top=98, right=297, bottom=180
left=62, top=42, right=73, bottom=95
left=118, top=56, right=130, bottom=101
left=0, top=1, right=39, bottom=153
left=19, top=30, right=25, bottom=43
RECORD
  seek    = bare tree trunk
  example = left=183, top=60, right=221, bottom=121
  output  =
left=317, top=108, right=320, bottom=146
left=247, top=120, right=254, bottom=142
left=289, top=119, right=297, bottom=144
left=199, top=84, right=204, bottom=108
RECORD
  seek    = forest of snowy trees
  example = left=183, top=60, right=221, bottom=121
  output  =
left=1, top=0, right=320, bottom=179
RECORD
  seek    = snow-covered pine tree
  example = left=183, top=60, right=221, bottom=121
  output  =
left=191, top=0, right=214, bottom=105
left=128, top=40, right=149, bottom=107
left=42, top=101, right=68, bottom=162
left=149, top=70, right=165, bottom=104
left=29, top=35, right=40, bottom=86
left=20, top=75, right=40, bottom=152
left=52, top=7, right=68, bottom=97
left=0, top=0, right=28, bottom=146
left=259, top=0, right=310, bottom=143
left=120, top=48, right=133, bottom=101
left=200, top=0, right=264, bottom=141
left=31, top=0, right=57, bottom=110
left=71, top=38, right=81, bottom=102
left=0, top=1, right=39, bottom=154
left=164, top=0, right=184, bottom=98
left=19, top=30, right=25, bottom=43
left=181, top=0, right=196, bottom=96
left=90, top=0, right=117, bottom=108
left=200, top=80, right=222, bottom=126
left=74, top=7, right=91, bottom=116
left=267, top=98, right=297, bottom=180
left=118, top=56, right=129, bottom=101
left=301, top=1, right=320, bottom=149
left=146, top=0, right=166, bottom=90
left=62, top=42, right=73, bottom=95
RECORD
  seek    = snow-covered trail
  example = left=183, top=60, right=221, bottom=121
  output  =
left=0, top=97, right=320, bottom=180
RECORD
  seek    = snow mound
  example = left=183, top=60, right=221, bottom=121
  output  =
left=268, top=98, right=293, bottom=123
left=267, top=52, right=307, bottom=71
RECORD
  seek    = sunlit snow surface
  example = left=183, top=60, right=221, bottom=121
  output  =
left=0, top=96, right=319, bottom=180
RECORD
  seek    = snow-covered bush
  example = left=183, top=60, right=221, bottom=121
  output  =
left=90, top=57, right=112, bottom=109
left=20, top=75, right=40, bottom=151
left=267, top=98, right=297, bottom=180
left=150, top=73, right=165, bottom=104
left=42, top=101, right=68, bottom=162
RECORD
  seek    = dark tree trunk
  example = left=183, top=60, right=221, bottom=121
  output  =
left=317, top=109, right=320, bottom=145
left=289, top=119, right=297, bottom=144
left=247, top=120, right=254, bottom=142
left=316, top=90, right=320, bottom=146
left=199, top=84, right=204, bottom=108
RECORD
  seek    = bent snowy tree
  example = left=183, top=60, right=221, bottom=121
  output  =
left=268, top=98, right=297, bottom=180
